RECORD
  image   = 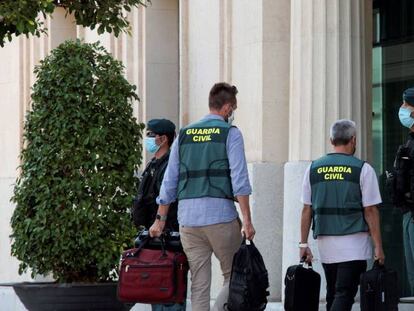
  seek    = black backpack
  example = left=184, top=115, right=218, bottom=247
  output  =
left=386, top=139, right=414, bottom=209
left=225, top=239, right=269, bottom=311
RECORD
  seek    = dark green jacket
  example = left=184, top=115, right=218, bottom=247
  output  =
left=132, top=152, right=179, bottom=231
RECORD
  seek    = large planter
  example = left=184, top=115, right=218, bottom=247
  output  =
left=12, top=282, right=133, bottom=311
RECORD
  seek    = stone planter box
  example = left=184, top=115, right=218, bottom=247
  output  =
left=11, top=282, right=132, bottom=311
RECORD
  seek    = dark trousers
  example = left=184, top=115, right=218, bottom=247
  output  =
left=322, top=260, right=367, bottom=311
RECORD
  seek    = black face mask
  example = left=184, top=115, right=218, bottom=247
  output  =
left=351, top=139, right=357, bottom=155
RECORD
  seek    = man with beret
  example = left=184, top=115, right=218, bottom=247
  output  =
left=132, top=118, right=183, bottom=311
left=149, top=82, right=255, bottom=311
left=395, top=87, right=414, bottom=295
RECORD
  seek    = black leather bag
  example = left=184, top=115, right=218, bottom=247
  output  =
left=226, top=239, right=269, bottom=311
left=284, top=259, right=321, bottom=311
left=360, top=261, right=399, bottom=311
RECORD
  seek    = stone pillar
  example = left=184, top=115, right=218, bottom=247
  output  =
left=289, top=0, right=372, bottom=161
left=145, top=0, right=179, bottom=125
left=282, top=0, right=373, bottom=301
left=180, top=0, right=291, bottom=301
left=0, top=39, right=31, bottom=284
left=48, top=7, right=77, bottom=50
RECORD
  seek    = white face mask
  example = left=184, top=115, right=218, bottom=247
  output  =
left=227, top=111, right=235, bottom=125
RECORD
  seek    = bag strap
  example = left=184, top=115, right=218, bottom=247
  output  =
left=128, top=234, right=167, bottom=257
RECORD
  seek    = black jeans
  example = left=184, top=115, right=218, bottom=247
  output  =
left=322, top=260, right=367, bottom=311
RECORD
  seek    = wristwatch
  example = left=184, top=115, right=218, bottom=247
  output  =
left=156, top=214, right=167, bottom=222
left=298, top=242, right=308, bottom=248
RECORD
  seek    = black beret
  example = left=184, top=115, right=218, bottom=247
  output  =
left=403, top=87, right=414, bottom=105
left=147, top=118, right=176, bottom=135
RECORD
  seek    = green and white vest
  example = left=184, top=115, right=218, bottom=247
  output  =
left=177, top=118, right=234, bottom=200
left=310, top=153, right=368, bottom=238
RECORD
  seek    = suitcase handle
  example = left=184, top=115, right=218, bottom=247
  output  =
left=129, top=235, right=167, bottom=258
left=373, top=260, right=385, bottom=269
left=241, top=233, right=255, bottom=246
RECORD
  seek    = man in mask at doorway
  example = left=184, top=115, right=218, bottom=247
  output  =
left=131, top=118, right=183, bottom=311
left=394, top=87, right=414, bottom=295
left=149, top=82, right=255, bottom=311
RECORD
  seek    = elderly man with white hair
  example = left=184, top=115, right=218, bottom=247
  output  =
left=299, top=119, right=385, bottom=311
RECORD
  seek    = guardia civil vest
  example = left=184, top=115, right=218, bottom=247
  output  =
left=177, top=118, right=234, bottom=200
left=310, top=153, right=368, bottom=238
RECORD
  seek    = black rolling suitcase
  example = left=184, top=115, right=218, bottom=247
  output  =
left=284, top=259, right=321, bottom=311
left=360, top=261, right=399, bottom=311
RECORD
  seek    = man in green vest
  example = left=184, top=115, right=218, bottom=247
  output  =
left=300, top=119, right=385, bottom=311
left=149, top=82, right=255, bottom=311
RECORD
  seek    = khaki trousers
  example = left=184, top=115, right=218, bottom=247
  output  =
left=180, top=219, right=242, bottom=311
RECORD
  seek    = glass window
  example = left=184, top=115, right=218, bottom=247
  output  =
left=373, top=0, right=414, bottom=296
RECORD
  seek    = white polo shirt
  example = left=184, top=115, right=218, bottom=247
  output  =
left=301, top=162, right=382, bottom=264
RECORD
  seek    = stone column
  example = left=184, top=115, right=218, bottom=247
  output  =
left=289, top=0, right=372, bottom=161
left=180, top=0, right=291, bottom=301
left=283, top=0, right=373, bottom=300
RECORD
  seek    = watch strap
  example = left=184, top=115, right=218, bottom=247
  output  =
left=156, top=214, right=168, bottom=222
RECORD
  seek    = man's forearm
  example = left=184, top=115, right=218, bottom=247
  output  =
left=149, top=203, right=171, bottom=237
left=157, top=204, right=170, bottom=216
left=236, top=195, right=252, bottom=223
left=301, top=205, right=312, bottom=243
left=364, top=205, right=383, bottom=248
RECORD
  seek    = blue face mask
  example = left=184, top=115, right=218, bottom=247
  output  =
left=399, top=107, right=414, bottom=129
left=144, top=137, right=160, bottom=153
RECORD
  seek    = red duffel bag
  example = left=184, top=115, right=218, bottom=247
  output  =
left=117, top=237, right=188, bottom=304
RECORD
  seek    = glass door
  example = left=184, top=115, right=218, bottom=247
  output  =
left=373, top=0, right=414, bottom=296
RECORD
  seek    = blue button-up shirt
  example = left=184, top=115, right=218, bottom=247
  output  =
left=156, top=114, right=252, bottom=227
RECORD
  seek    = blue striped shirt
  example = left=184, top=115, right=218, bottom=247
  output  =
left=156, top=114, right=252, bottom=226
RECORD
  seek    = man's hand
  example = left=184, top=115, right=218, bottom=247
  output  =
left=374, top=246, right=385, bottom=265
left=149, top=220, right=165, bottom=238
left=299, top=247, right=313, bottom=263
left=241, top=220, right=256, bottom=240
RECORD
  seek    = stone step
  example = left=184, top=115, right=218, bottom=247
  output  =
left=1, top=286, right=413, bottom=311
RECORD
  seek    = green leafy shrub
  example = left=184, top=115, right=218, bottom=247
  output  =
left=11, top=40, right=144, bottom=283
left=0, top=0, right=148, bottom=47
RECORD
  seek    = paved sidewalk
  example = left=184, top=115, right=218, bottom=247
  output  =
left=1, top=286, right=413, bottom=311
left=131, top=300, right=414, bottom=311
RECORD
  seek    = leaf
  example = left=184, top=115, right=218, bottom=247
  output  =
left=1, top=1, right=147, bottom=45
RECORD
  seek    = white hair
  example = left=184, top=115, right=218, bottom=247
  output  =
left=330, top=119, right=357, bottom=145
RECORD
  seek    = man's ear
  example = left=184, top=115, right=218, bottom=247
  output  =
left=351, top=136, right=357, bottom=146
left=161, top=134, right=168, bottom=145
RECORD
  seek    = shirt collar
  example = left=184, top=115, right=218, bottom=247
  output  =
left=202, top=113, right=225, bottom=121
